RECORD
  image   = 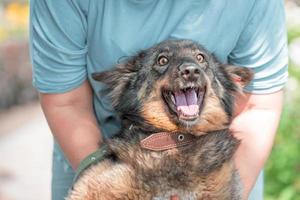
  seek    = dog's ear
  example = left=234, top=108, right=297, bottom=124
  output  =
left=221, top=64, right=253, bottom=89
left=92, top=70, right=118, bottom=85
left=92, top=67, right=131, bottom=86
left=92, top=58, right=139, bottom=84
left=92, top=61, right=138, bottom=108
left=92, top=50, right=146, bottom=84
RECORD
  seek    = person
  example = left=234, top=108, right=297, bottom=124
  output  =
left=29, top=0, right=288, bottom=199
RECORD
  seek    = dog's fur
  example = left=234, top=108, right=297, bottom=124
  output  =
left=67, top=40, right=253, bottom=200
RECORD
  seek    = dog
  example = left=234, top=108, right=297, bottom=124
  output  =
left=67, top=39, right=253, bottom=200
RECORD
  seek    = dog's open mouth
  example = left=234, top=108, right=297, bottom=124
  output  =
left=162, top=86, right=206, bottom=121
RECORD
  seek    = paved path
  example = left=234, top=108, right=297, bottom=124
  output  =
left=0, top=103, right=52, bottom=200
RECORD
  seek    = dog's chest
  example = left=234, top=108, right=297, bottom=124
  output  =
left=152, top=190, right=197, bottom=200
left=111, top=130, right=240, bottom=199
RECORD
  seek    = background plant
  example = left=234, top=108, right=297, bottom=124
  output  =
left=265, top=1, right=300, bottom=199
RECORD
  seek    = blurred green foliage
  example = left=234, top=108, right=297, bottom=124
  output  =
left=288, top=27, right=300, bottom=44
left=265, top=27, right=300, bottom=199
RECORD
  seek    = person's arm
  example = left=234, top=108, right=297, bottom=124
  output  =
left=30, top=0, right=93, bottom=169
left=231, top=90, right=283, bottom=199
left=40, top=80, right=101, bottom=169
left=227, top=2, right=287, bottom=198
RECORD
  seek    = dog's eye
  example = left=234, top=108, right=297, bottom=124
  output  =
left=196, top=53, right=205, bottom=63
left=157, top=56, right=169, bottom=66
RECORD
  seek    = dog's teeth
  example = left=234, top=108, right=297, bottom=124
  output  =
left=171, top=94, right=175, bottom=104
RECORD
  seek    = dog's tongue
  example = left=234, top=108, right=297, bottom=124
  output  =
left=174, top=89, right=199, bottom=117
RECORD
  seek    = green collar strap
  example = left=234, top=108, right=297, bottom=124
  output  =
left=73, top=144, right=109, bottom=184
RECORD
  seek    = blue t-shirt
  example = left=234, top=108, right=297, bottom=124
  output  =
left=30, top=0, right=288, bottom=137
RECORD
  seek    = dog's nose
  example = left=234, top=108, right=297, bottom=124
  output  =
left=179, top=65, right=201, bottom=81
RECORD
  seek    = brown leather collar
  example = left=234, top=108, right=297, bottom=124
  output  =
left=140, top=132, right=196, bottom=151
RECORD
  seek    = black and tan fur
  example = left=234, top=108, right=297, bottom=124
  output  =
left=67, top=40, right=253, bottom=200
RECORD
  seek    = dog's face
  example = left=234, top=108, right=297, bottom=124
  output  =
left=93, top=40, right=252, bottom=134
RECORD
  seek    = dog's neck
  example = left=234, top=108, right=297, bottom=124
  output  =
left=140, top=131, right=197, bottom=151
left=122, top=118, right=165, bottom=134
left=123, top=122, right=198, bottom=151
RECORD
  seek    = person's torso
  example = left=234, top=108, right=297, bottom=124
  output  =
left=79, top=0, right=255, bottom=137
